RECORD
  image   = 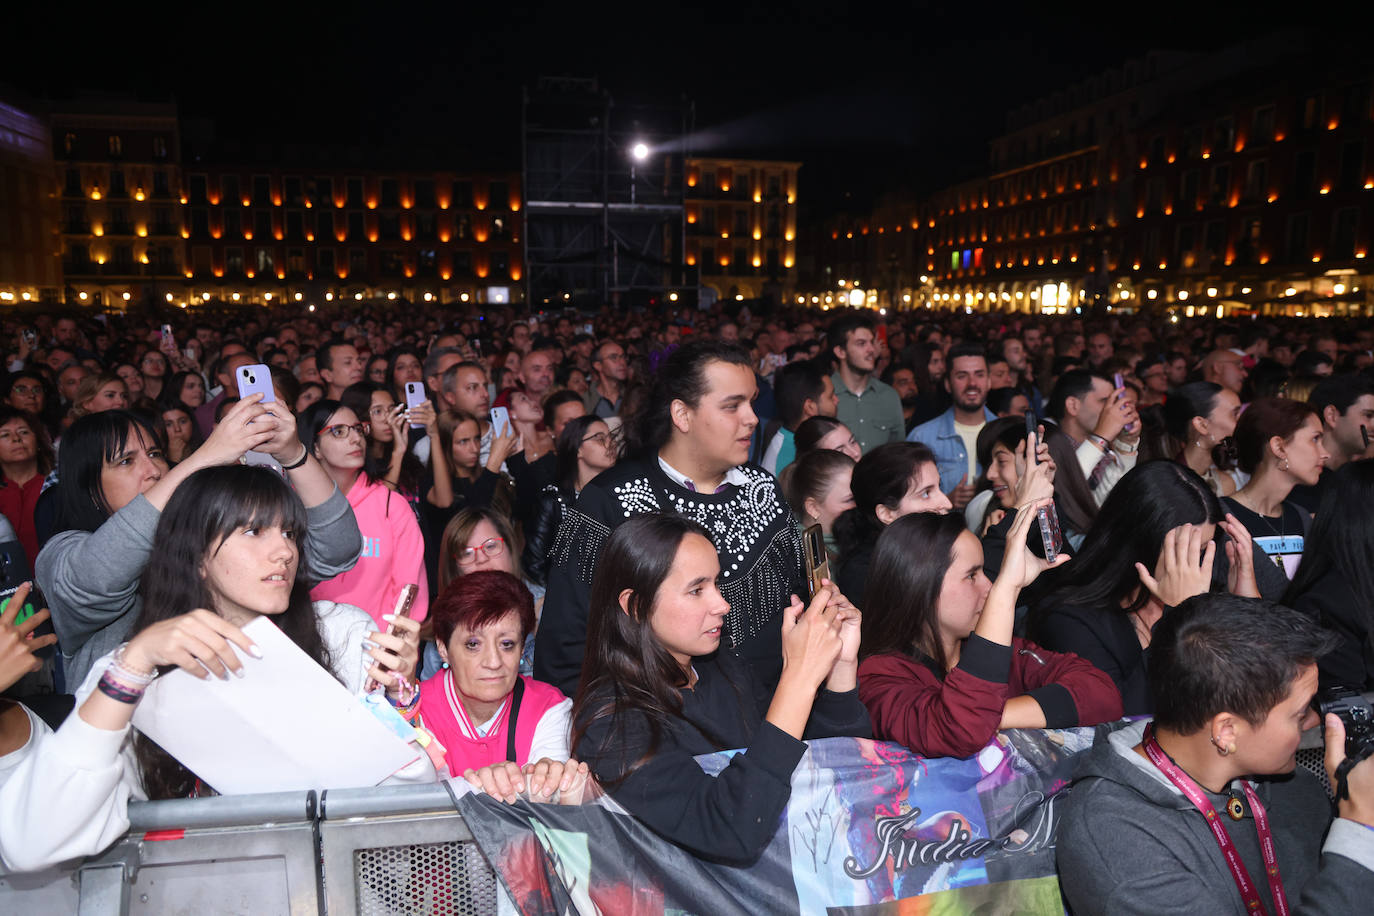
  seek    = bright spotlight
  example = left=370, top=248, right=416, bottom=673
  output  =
left=631, top=142, right=649, bottom=161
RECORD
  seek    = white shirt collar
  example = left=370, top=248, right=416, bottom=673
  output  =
left=657, top=455, right=750, bottom=492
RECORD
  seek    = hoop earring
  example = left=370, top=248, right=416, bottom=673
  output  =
left=1210, top=736, right=1232, bottom=756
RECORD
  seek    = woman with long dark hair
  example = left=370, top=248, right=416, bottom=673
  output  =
left=1163, top=381, right=1246, bottom=496
left=1028, top=461, right=1257, bottom=715
left=859, top=501, right=1120, bottom=758
left=791, top=415, right=862, bottom=463
left=571, top=513, right=870, bottom=864
left=522, top=414, right=618, bottom=584
left=163, top=370, right=206, bottom=410
left=158, top=402, right=203, bottom=466
left=1285, top=460, right=1374, bottom=689
left=38, top=398, right=360, bottom=688
left=0, top=465, right=430, bottom=872
left=300, top=399, right=429, bottom=627
left=832, top=441, right=951, bottom=605
left=339, top=380, right=431, bottom=500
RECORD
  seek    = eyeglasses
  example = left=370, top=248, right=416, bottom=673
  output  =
left=457, top=536, right=505, bottom=565
left=10, top=385, right=42, bottom=396
left=320, top=422, right=370, bottom=439
left=582, top=431, right=615, bottom=446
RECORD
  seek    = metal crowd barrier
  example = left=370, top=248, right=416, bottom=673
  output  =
left=0, top=783, right=499, bottom=915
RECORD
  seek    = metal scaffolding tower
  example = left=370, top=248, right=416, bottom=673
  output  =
left=522, top=78, right=691, bottom=312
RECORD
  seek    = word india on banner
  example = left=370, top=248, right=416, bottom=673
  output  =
left=458, top=725, right=1118, bottom=916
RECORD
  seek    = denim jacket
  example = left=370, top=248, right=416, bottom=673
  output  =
left=906, top=406, right=997, bottom=493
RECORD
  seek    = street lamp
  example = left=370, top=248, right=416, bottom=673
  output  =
left=631, top=141, right=649, bottom=162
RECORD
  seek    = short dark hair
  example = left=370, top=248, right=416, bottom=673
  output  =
left=54, top=410, right=167, bottom=534
left=543, top=389, right=585, bottom=429
left=985, top=387, right=1024, bottom=418
left=1047, top=369, right=1108, bottom=422
left=825, top=310, right=875, bottom=355
left=1150, top=593, right=1337, bottom=734
left=945, top=341, right=987, bottom=368
left=1309, top=374, right=1374, bottom=420
left=773, top=359, right=827, bottom=428
left=975, top=415, right=1027, bottom=469
left=1293, top=349, right=1334, bottom=376
left=317, top=338, right=353, bottom=374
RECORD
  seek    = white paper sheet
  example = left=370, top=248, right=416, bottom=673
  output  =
left=132, top=616, right=420, bottom=794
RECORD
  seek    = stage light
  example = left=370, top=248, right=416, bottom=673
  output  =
left=631, top=142, right=649, bottom=161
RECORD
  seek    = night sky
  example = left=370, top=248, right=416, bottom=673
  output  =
left=5, top=2, right=1292, bottom=214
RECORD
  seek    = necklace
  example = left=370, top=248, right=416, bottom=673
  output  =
left=1230, top=495, right=1288, bottom=569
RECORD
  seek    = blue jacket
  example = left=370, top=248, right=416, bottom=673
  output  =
left=906, top=406, right=997, bottom=493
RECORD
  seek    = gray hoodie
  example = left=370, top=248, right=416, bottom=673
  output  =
left=38, top=487, right=362, bottom=689
left=1057, top=719, right=1374, bottom=915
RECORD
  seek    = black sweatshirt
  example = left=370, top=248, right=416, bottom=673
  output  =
left=574, top=649, right=872, bottom=865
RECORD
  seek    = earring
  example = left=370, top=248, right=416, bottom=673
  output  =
left=1211, top=736, right=1231, bottom=756
left=1280, top=458, right=1290, bottom=471
left=442, top=662, right=450, bottom=670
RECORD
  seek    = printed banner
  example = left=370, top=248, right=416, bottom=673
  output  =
left=459, top=726, right=1115, bottom=915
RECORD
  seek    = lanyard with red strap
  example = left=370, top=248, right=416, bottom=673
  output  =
left=1142, top=724, right=1289, bottom=916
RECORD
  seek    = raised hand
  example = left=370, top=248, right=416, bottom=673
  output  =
left=0, top=583, right=58, bottom=693
left=363, top=612, right=421, bottom=698
left=1219, top=514, right=1260, bottom=599
left=1135, top=523, right=1215, bottom=608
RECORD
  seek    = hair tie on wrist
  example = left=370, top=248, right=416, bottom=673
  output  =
left=280, top=444, right=309, bottom=471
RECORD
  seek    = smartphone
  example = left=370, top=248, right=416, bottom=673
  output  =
left=404, top=382, right=427, bottom=430
left=1023, top=411, right=1063, bottom=562
left=582, top=323, right=595, bottom=336
left=161, top=324, right=175, bottom=349
left=489, top=406, right=511, bottom=437
left=21, top=329, right=36, bottom=348
left=237, top=363, right=276, bottom=403
left=183, top=347, right=196, bottom=360
left=801, top=524, right=830, bottom=600
left=363, top=584, right=419, bottom=693
left=1113, top=371, right=1134, bottom=433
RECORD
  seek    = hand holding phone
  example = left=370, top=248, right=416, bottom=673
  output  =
left=363, top=584, right=419, bottom=694
left=237, top=364, right=276, bottom=403
left=802, top=524, right=830, bottom=600
left=1113, top=371, right=1135, bottom=433
left=1023, top=411, right=1063, bottom=562
left=489, top=406, right=511, bottom=438
left=404, top=382, right=427, bottom=430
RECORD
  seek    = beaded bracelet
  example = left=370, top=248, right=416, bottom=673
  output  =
left=108, top=643, right=156, bottom=686
left=387, top=680, right=422, bottom=719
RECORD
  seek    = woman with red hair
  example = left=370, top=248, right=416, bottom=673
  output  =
left=419, top=570, right=586, bottom=802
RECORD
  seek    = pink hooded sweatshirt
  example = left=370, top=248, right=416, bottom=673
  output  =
left=311, top=474, right=429, bottom=626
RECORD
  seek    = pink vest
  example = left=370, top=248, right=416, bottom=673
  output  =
left=418, top=672, right=565, bottom=774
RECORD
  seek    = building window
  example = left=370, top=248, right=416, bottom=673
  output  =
left=317, top=211, right=334, bottom=238
left=349, top=248, right=367, bottom=273
left=286, top=211, right=304, bottom=241
left=227, top=248, right=245, bottom=276
left=287, top=248, right=305, bottom=275
left=1300, top=95, right=1319, bottom=130
left=1237, top=218, right=1262, bottom=266
left=191, top=208, right=209, bottom=238
left=251, top=175, right=270, bottom=205
left=189, top=174, right=208, bottom=204
left=733, top=210, right=748, bottom=236
left=347, top=178, right=364, bottom=207
left=490, top=251, right=508, bottom=276
left=379, top=250, right=404, bottom=277
left=1331, top=208, right=1359, bottom=259
left=64, top=133, right=75, bottom=156
left=108, top=135, right=122, bottom=157
left=1214, top=117, right=1235, bottom=152
left=254, top=210, right=272, bottom=239
left=1339, top=140, right=1364, bottom=190
left=1208, top=165, right=1230, bottom=205
left=490, top=181, right=509, bottom=209
left=347, top=212, right=364, bottom=240
left=379, top=213, right=400, bottom=241
left=452, top=250, right=472, bottom=276
left=417, top=248, right=436, bottom=275
left=1252, top=105, right=1275, bottom=143
left=414, top=179, right=436, bottom=209
left=223, top=175, right=241, bottom=204
left=1244, top=160, right=1267, bottom=202
left=225, top=209, right=242, bottom=238
left=416, top=213, right=435, bottom=241
left=314, top=177, right=333, bottom=206
left=317, top=247, right=335, bottom=275
left=456, top=214, right=469, bottom=239
left=153, top=137, right=168, bottom=160
left=152, top=207, right=172, bottom=235
left=156, top=246, right=175, bottom=270
left=109, top=170, right=127, bottom=198
left=65, top=168, right=82, bottom=196
left=284, top=177, right=303, bottom=207
left=1293, top=150, right=1317, bottom=196
left=700, top=245, right=714, bottom=269
left=452, top=181, right=473, bottom=209
left=1284, top=212, right=1309, bottom=263
left=381, top=178, right=399, bottom=209
left=256, top=248, right=275, bottom=276
left=491, top=217, right=505, bottom=239
left=153, top=170, right=170, bottom=197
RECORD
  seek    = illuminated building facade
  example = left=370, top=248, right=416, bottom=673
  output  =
left=0, top=97, right=61, bottom=303
left=823, top=32, right=1374, bottom=318
left=182, top=166, right=522, bottom=305
left=686, top=157, right=800, bottom=301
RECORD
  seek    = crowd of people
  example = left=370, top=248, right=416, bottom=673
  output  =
left=0, top=299, right=1373, bottom=908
